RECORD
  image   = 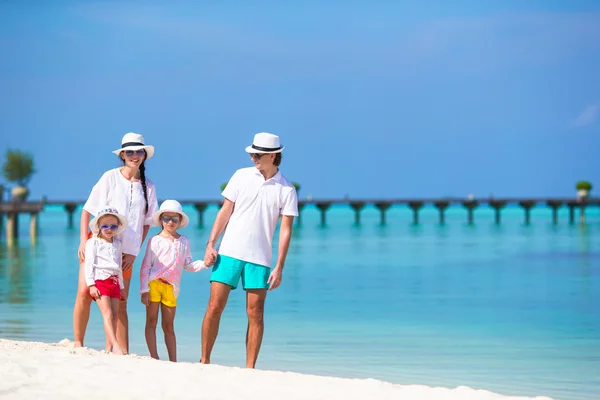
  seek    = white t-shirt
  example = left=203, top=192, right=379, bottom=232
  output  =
left=84, top=236, right=124, bottom=289
left=83, top=168, right=159, bottom=257
left=218, top=167, right=298, bottom=267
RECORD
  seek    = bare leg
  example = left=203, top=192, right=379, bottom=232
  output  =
left=73, top=262, right=92, bottom=348
left=145, top=301, right=160, bottom=359
left=200, top=282, right=232, bottom=364
left=96, top=296, right=124, bottom=355
left=116, top=277, right=131, bottom=353
left=245, top=289, right=267, bottom=368
left=161, top=303, right=177, bottom=362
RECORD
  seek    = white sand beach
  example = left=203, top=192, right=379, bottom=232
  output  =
left=0, top=339, right=554, bottom=400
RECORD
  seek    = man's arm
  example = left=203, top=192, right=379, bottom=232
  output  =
left=268, top=215, right=294, bottom=290
left=204, top=199, right=235, bottom=265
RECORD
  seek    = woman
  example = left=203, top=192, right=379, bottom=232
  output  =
left=73, top=132, right=159, bottom=353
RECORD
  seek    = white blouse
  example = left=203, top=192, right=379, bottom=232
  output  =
left=84, top=236, right=124, bottom=289
left=83, top=168, right=158, bottom=257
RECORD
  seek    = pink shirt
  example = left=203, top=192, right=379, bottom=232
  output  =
left=140, top=235, right=206, bottom=298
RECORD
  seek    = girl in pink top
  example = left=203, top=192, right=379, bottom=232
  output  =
left=140, top=200, right=209, bottom=361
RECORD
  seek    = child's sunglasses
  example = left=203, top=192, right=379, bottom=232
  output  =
left=161, top=216, right=180, bottom=224
left=100, top=224, right=119, bottom=231
left=124, top=149, right=145, bottom=157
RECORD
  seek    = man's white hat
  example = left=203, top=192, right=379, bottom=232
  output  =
left=112, top=132, right=155, bottom=160
left=245, top=132, right=284, bottom=154
left=152, top=199, right=190, bottom=229
left=89, top=207, right=128, bottom=235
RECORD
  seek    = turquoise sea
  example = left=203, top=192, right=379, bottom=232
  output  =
left=0, top=204, right=599, bottom=400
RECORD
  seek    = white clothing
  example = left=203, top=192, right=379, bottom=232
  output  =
left=218, top=167, right=298, bottom=267
left=140, top=235, right=205, bottom=298
left=83, top=168, right=159, bottom=257
left=84, top=236, right=124, bottom=289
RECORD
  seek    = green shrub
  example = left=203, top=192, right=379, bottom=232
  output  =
left=576, top=181, right=592, bottom=191
left=2, top=149, right=36, bottom=186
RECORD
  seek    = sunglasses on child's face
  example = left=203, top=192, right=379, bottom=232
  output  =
left=124, top=149, right=145, bottom=157
left=161, top=216, right=180, bottom=224
left=100, top=224, right=119, bottom=231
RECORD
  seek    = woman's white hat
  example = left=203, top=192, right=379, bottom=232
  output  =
left=152, top=199, right=189, bottom=229
left=245, top=132, right=284, bottom=154
left=112, top=132, right=155, bottom=160
left=89, top=207, right=128, bottom=235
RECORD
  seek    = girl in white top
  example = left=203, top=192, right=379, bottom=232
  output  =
left=84, top=207, right=129, bottom=355
left=140, top=200, right=208, bottom=362
left=74, top=132, right=159, bottom=353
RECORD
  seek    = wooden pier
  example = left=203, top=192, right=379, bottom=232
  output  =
left=0, top=201, right=44, bottom=247
left=46, top=196, right=597, bottom=227
left=0, top=196, right=596, bottom=246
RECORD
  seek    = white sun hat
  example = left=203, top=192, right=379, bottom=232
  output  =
left=89, top=207, right=129, bottom=235
left=152, top=199, right=190, bottom=229
left=245, top=132, right=284, bottom=154
left=112, top=132, right=155, bottom=160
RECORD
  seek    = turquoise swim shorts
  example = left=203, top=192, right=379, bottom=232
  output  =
left=210, top=254, right=271, bottom=290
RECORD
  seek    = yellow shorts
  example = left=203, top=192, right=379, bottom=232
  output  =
left=148, top=279, right=177, bottom=307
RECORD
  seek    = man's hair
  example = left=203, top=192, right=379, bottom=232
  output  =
left=274, top=153, right=282, bottom=166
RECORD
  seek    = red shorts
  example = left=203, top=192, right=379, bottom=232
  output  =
left=95, top=276, right=121, bottom=299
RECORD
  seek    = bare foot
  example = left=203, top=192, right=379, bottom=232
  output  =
left=113, top=346, right=126, bottom=355
left=74, top=341, right=83, bottom=348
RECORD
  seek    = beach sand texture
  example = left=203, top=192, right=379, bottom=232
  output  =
left=0, top=339, right=554, bottom=400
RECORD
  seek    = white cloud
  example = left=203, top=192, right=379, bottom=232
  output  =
left=572, top=104, right=599, bottom=127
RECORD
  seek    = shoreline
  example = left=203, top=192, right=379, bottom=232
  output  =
left=0, top=338, right=554, bottom=400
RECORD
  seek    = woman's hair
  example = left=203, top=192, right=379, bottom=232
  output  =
left=139, top=160, right=149, bottom=215
left=274, top=153, right=282, bottom=166
left=120, top=150, right=149, bottom=215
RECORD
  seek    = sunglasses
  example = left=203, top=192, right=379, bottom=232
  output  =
left=250, top=153, right=268, bottom=160
left=124, top=149, right=145, bottom=157
left=100, top=224, right=119, bottom=231
left=161, top=216, right=180, bottom=224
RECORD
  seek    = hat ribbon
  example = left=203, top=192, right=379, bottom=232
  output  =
left=252, top=144, right=281, bottom=152
left=121, top=141, right=145, bottom=148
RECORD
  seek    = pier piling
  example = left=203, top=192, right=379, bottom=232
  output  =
left=462, top=200, right=478, bottom=225
left=349, top=202, right=365, bottom=225
left=567, top=201, right=577, bottom=224
left=193, top=202, right=208, bottom=228
left=6, top=212, right=18, bottom=247
left=0, top=184, right=4, bottom=237
left=579, top=198, right=588, bottom=224
left=374, top=202, right=392, bottom=225
left=489, top=200, right=507, bottom=224
left=64, top=203, right=78, bottom=228
left=434, top=200, right=450, bottom=224
left=546, top=200, right=563, bottom=224
left=518, top=200, right=536, bottom=225
left=315, top=202, right=332, bottom=226
left=30, top=212, right=39, bottom=245
left=408, top=201, right=424, bottom=225
left=296, top=202, right=306, bottom=225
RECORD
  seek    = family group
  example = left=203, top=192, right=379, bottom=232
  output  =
left=73, top=131, right=298, bottom=367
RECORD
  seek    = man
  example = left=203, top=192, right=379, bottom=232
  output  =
left=201, top=132, right=298, bottom=368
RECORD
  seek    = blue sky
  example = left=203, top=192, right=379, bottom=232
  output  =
left=1, top=0, right=599, bottom=201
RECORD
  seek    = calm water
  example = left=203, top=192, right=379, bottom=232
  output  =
left=1, top=204, right=599, bottom=400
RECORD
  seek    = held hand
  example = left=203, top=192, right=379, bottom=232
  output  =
left=204, top=245, right=218, bottom=267
left=122, top=254, right=136, bottom=271
left=89, top=286, right=101, bottom=300
left=267, top=267, right=283, bottom=291
left=77, top=238, right=88, bottom=261
left=141, top=292, right=150, bottom=306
